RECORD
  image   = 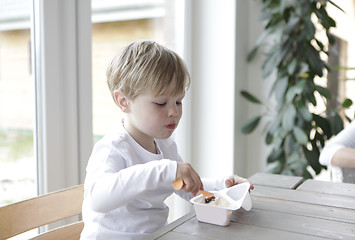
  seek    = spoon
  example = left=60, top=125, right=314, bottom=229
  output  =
left=173, top=178, right=214, bottom=198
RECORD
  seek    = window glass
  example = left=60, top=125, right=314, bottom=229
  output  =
left=0, top=1, right=37, bottom=206
left=91, top=0, right=172, bottom=141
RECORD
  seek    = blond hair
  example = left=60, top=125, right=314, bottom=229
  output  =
left=107, top=41, right=190, bottom=102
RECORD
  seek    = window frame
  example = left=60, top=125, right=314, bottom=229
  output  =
left=33, top=0, right=92, bottom=194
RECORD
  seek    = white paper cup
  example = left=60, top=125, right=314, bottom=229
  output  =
left=190, top=182, right=252, bottom=226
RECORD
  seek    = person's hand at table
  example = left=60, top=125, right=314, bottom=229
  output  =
left=176, top=162, right=203, bottom=196
left=225, top=175, right=254, bottom=191
left=331, top=147, right=355, bottom=168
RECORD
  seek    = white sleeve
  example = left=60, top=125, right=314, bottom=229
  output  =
left=319, top=144, right=344, bottom=166
left=86, top=159, right=177, bottom=213
left=319, top=121, right=355, bottom=166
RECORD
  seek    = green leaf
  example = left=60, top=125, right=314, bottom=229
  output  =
left=266, top=161, right=283, bottom=174
left=284, top=15, right=299, bottom=35
left=332, top=66, right=355, bottom=71
left=345, top=114, right=352, bottom=123
left=303, top=17, right=315, bottom=41
left=262, top=50, right=279, bottom=78
left=272, top=76, right=288, bottom=102
left=299, top=63, right=309, bottom=75
left=267, top=148, right=284, bottom=163
left=273, top=128, right=285, bottom=149
left=282, top=105, right=296, bottom=131
left=289, top=161, right=306, bottom=171
left=240, top=91, right=262, bottom=104
left=299, top=1, right=311, bottom=15
left=342, top=98, right=353, bottom=108
left=268, top=113, right=280, bottom=130
left=247, top=47, right=259, bottom=62
left=286, top=151, right=300, bottom=164
left=285, top=80, right=306, bottom=103
left=315, top=85, right=331, bottom=99
left=327, top=0, right=345, bottom=13
left=315, top=4, right=336, bottom=29
left=315, top=39, right=324, bottom=51
left=306, top=44, right=323, bottom=76
left=265, top=132, right=273, bottom=145
left=306, top=91, right=316, bottom=106
left=283, top=169, right=294, bottom=176
left=293, top=127, right=308, bottom=145
left=240, top=116, right=262, bottom=134
left=313, top=114, right=331, bottom=139
left=285, top=132, right=299, bottom=152
left=302, top=169, right=313, bottom=179
left=327, top=31, right=336, bottom=45
left=287, top=59, right=297, bottom=75
left=256, top=28, right=272, bottom=45
left=312, top=130, right=325, bottom=148
left=331, top=113, right=343, bottom=135
left=298, top=105, right=312, bottom=121
left=279, top=38, right=292, bottom=63
left=303, top=146, right=321, bottom=174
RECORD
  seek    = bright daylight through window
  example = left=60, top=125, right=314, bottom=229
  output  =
left=0, top=0, right=36, bottom=207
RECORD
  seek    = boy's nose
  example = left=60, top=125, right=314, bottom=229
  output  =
left=168, top=105, right=179, bottom=117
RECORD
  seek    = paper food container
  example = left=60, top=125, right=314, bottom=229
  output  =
left=190, top=182, right=252, bottom=226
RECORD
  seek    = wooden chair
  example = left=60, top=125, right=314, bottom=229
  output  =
left=0, top=184, right=84, bottom=240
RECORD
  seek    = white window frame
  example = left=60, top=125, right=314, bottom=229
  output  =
left=33, top=0, right=92, bottom=194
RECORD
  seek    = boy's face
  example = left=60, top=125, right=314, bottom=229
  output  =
left=124, top=81, right=184, bottom=145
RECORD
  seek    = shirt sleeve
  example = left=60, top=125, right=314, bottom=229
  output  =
left=319, top=121, right=355, bottom=166
left=85, top=158, right=177, bottom=213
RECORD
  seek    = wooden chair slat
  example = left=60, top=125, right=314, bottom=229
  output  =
left=0, top=185, right=84, bottom=240
left=30, top=221, right=84, bottom=240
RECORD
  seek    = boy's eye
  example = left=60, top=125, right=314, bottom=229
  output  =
left=176, top=101, right=182, bottom=105
left=155, top=102, right=166, bottom=106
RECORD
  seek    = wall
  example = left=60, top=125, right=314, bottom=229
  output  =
left=184, top=0, right=269, bottom=181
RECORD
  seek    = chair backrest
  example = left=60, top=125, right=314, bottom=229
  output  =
left=0, top=184, right=84, bottom=240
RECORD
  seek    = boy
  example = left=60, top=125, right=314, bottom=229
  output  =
left=80, top=41, right=251, bottom=239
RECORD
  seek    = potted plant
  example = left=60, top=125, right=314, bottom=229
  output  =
left=241, top=0, right=353, bottom=178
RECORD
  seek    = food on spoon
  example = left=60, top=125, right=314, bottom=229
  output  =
left=200, top=195, right=231, bottom=208
left=204, top=196, right=215, bottom=203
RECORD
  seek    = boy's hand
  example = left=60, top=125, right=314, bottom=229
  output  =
left=225, top=175, right=254, bottom=191
left=176, top=162, right=202, bottom=196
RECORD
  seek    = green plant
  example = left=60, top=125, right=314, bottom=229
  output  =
left=241, top=0, right=354, bottom=178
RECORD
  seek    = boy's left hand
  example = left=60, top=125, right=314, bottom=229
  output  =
left=225, top=175, right=254, bottom=191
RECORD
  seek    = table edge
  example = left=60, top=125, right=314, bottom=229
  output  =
left=144, top=211, right=196, bottom=240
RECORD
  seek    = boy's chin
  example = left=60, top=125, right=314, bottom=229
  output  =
left=156, top=132, right=174, bottom=139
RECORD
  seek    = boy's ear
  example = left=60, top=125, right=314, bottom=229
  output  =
left=114, top=90, right=130, bottom=113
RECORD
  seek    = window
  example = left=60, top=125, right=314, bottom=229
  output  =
left=0, top=0, right=37, bottom=207
left=0, top=0, right=93, bottom=208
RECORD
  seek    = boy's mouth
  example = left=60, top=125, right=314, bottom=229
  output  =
left=166, top=123, right=176, bottom=130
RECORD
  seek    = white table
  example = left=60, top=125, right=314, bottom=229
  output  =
left=146, top=173, right=355, bottom=240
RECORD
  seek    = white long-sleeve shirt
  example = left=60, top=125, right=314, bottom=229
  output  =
left=319, top=121, right=355, bottom=182
left=319, top=121, right=355, bottom=166
left=80, top=121, right=224, bottom=240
